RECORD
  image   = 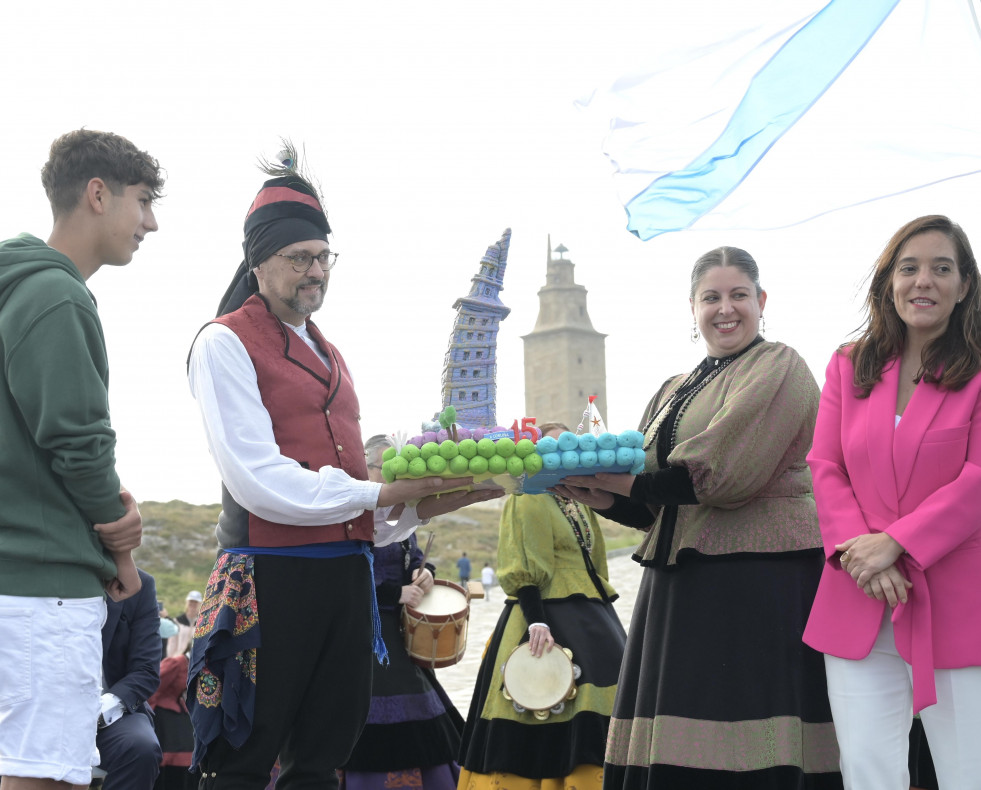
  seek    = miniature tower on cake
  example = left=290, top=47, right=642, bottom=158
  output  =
left=522, top=239, right=607, bottom=430
left=440, top=229, right=512, bottom=427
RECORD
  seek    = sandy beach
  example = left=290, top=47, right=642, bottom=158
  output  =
left=431, top=550, right=643, bottom=714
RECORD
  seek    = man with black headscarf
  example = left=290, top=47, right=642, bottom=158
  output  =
left=186, top=145, right=499, bottom=790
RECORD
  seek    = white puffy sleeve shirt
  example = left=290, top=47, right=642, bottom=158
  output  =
left=188, top=321, right=422, bottom=547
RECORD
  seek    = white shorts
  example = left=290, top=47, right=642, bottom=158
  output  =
left=0, top=594, right=106, bottom=785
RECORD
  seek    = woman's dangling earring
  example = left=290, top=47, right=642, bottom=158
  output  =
left=691, top=321, right=700, bottom=343
left=760, top=314, right=766, bottom=336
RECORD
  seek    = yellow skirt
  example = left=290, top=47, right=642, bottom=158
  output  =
left=457, top=764, right=603, bottom=790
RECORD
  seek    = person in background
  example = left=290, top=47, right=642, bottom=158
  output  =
left=480, top=562, right=495, bottom=601
left=159, top=602, right=180, bottom=660
left=458, top=422, right=625, bottom=790
left=457, top=553, right=471, bottom=586
left=150, top=649, right=198, bottom=790
left=96, top=568, right=163, bottom=790
left=803, top=215, right=981, bottom=789
left=341, top=434, right=464, bottom=790
left=556, top=247, right=841, bottom=788
left=0, top=128, right=161, bottom=789
left=166, top=590, right=202, bottom=658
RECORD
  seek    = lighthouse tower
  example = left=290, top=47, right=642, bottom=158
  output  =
left=440, top=228, right=512, bottom=427
left=522, top=239, right=607, bottom=431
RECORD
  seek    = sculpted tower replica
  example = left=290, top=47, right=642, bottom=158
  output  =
left=440, top=229, right=512, bottom=427
left=522, top=240, right=607, bottom=430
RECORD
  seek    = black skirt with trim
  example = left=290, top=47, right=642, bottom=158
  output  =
left=342, top=608, right=463, bottom=772
left=604, top=551, right=843, bottom=790
left=459, top=595, right=626, bottom=779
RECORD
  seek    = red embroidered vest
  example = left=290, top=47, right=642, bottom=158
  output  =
left=213, top=295, right=373, bottom=547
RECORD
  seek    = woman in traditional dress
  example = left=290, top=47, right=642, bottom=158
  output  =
left=803, top=215, right=981, bottom=789
left=340, top=435, right=464, bottom=790
left=555, top=247, right=841, bottom=788
left=149, top=651, right=198, bottom=790
left=457, top=423, right=626, bottom=790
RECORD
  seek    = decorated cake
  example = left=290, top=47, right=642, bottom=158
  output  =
left=381, top=408, right=645, bottom=495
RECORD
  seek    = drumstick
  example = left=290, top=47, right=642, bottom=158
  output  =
left=415, top=532, right=435, bottom=585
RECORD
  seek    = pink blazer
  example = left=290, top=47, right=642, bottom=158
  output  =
left=803, top=348, right=981, bottom=712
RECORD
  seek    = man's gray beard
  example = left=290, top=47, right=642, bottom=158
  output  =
left=283, top=285, right=325, bottom=316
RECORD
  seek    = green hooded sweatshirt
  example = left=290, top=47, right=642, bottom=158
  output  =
left=0, top=233, right=124, bottom=598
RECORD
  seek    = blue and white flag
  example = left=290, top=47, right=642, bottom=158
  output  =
left=579, top=0, right=981, bottom=240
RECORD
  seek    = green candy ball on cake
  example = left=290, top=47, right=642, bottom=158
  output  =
left=426, top=455, right=447, bottom=474
left=449, top=454, right=470, bottom=475
left=458, top=439, right=478, bottom=459
left=407, top=457, right=428, bottom=477
left=468, top=455, right=489, bottom=475
left=495, top=437, right=516, bottom=458
left=523, top=453, right=543, bottom=475
left=438, top=440, right=459, bottom=460
left=476, top=438, right=497, bottom=459
left=514, top=438, right=535, bottom=458
left=487, top=455, right=507, bottom=475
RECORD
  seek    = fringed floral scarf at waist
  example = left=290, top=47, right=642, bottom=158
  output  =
left=187, top=542, right=387, bottom=769
left=187, top=553, right=260, bottom=770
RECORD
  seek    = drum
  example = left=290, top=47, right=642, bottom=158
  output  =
left=402, top=579, right=470, bottom=669
left=502, top=643, right=579, bottom=720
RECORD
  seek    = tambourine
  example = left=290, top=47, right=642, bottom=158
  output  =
left=502, top=642, right=580, bottom=720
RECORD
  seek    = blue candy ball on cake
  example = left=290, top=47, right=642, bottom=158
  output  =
left=542, top=452, right=562, bottom=470
left=630, top=447, right=646, bottom=474
left=596, top=432, right=618, bottom=450
left=557, top=431, right=579, bottom=452
left=537, top=436, right=559, bottom=454
left=617, top=430, right=644, bottom=448
left=597, top=448, right=617, bottom=467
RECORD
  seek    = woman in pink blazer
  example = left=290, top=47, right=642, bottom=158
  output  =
left=804, top=215, right=981, bottom=789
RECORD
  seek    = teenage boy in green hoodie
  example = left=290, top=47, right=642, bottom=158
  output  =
left=0, top=129, right=164, bottom=790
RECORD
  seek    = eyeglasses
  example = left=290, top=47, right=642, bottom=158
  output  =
left=272, top=250, right=339, bottom=273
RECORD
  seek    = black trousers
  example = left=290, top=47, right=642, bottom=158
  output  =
left=98, top=709, right=162, bottom=790
left=199, top=553, right=375, bottom=790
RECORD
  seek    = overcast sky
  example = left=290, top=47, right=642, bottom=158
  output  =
left=3, top=0, right=980, bottom=505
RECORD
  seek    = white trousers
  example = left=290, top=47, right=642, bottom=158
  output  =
left=825, top=615, right=981, bottom=790
left=0, top=595, right=105, bottom=785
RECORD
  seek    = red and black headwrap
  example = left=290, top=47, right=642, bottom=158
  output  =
left=216, top=168, right=331, bottom=317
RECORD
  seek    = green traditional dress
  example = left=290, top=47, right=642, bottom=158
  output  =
left=457, top=493, right=626, bottom=790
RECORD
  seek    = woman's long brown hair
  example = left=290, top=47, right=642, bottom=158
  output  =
left=848, top=215, right=981, bottom=397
